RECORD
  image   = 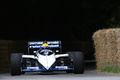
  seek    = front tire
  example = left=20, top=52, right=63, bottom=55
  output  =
left=67, top=52, right=84, bottom=74
left=10, top=53, right=23, bottom=76
left=73, top=52, right=84, bottom=74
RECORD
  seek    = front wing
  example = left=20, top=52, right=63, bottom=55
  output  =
left=22, top=66, right=73, bottom=72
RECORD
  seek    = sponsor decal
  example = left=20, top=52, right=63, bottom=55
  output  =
left=29, top=46, right=41, bottom=48
left=55, top=66, right=68, bottom=69
left=49, top=45, right=59, bottom=47
left=27, top=67, right=39, bottom=69
left=47, top=41, right=60, bottom=44
left=29, top=42, right=43, bottom=45
left=28, top=41, right=60, bottom=45
left=29, top=45, right=60, bottom=48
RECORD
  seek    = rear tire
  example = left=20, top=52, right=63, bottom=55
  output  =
left=10, top=53, right=23, bottom=76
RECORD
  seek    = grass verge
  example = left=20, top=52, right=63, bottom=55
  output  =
left=101, top=65, right=120, bottom=74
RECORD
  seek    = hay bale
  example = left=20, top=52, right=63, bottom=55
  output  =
left=93, top=28, right=120, bottom=70
left=115, top=29, right=120, bottom=68
left=93, top=29, right=107, bottom=69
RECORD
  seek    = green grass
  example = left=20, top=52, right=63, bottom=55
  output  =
left=101, top=65, right=120, bottom=74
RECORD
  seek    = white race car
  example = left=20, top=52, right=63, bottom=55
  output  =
left=10, top=41, right=84, bottom=76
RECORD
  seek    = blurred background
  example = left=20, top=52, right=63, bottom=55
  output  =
left=1, top=0, right=120, bottom=41
left=0, top=0, right=120, bottom=72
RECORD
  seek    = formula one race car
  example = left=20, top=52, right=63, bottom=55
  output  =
left=10, top=41, right=84, bottom=76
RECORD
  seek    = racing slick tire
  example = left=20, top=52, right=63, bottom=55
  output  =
left=67, top=52, right=84, bottom=74
left=73, top=52, right=84, bottom=74
left=10, top=53, right=23, bottom=76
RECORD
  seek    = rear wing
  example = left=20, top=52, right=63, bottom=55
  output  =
left=28, top=41, right=61, bottom=54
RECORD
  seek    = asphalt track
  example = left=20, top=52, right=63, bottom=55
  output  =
left=0, top=62, right=120, bottom=80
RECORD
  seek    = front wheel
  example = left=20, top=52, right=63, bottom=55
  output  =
left=67, top=52, right=84, bottom=74
left=10, top=53, right=23, bottom=76
left=72, top=52, right=84, bottom=74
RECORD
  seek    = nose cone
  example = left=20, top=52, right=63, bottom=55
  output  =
left=38, top=54, right=56, bottom=69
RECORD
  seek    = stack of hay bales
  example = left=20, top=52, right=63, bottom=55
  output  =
left=93, top=28, right=120, bottom=70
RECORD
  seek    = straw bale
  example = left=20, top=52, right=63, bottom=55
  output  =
left=93, top=29, right=106, bottom=69
left=115, top=29, right=120, bottom=67
left=93, top=28, right=120, bottom=70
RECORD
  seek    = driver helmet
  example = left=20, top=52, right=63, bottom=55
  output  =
left=41, top=40, right=50, bottom=49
